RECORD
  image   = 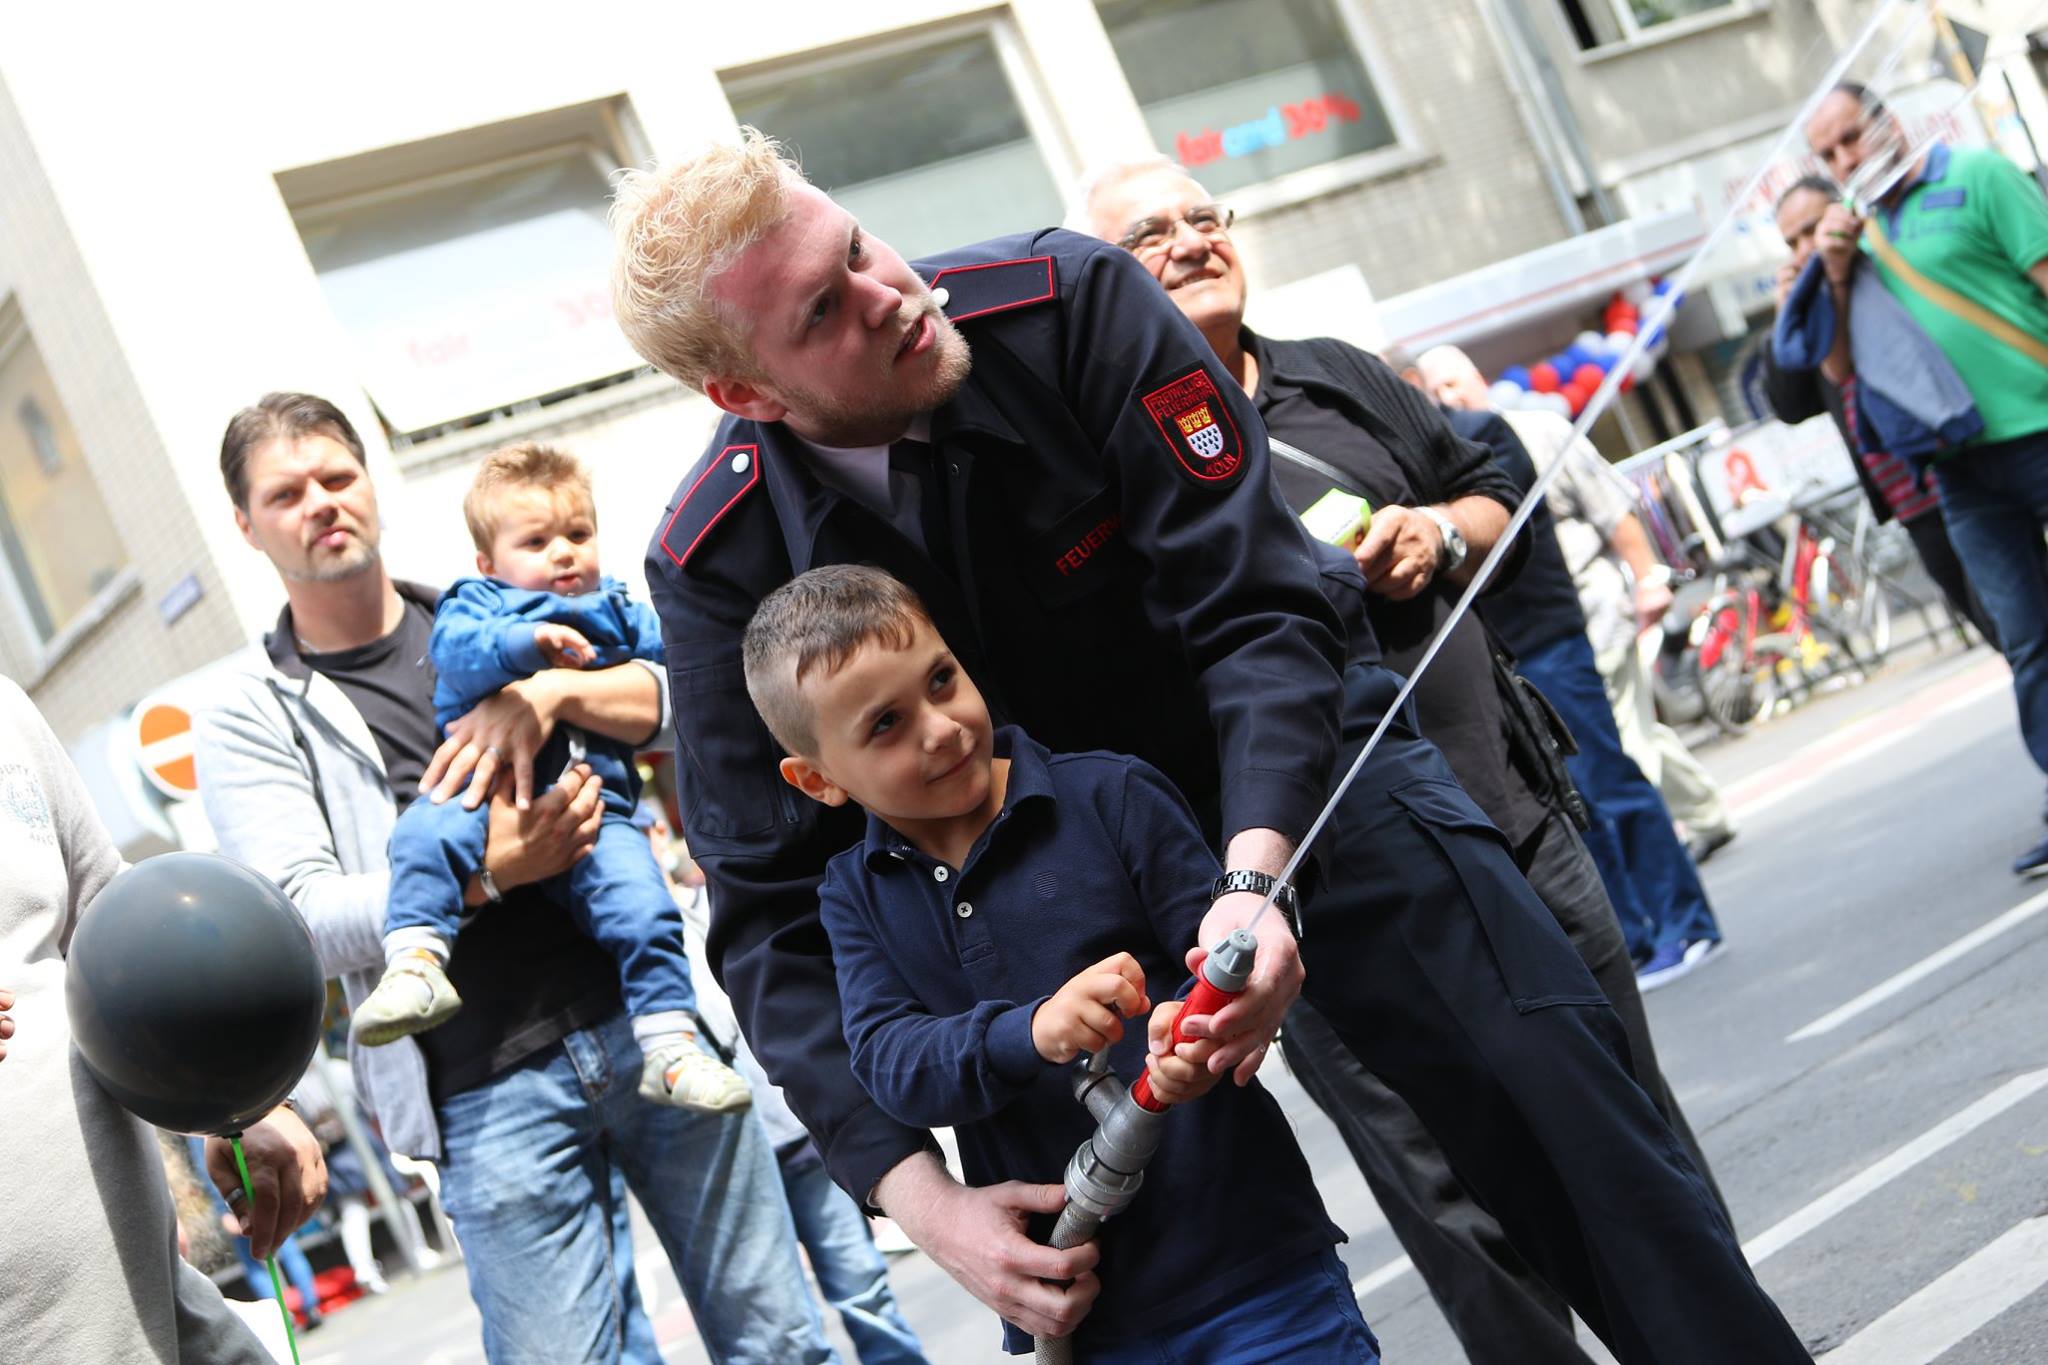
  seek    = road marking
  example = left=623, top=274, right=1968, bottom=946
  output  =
left=1743, top=1069, right=2048, bottom=1264
left=1786, top=889, right=2048, bottom=1042
left=1820, top=1216, right=2048, bottom=1362
left=1352, top=1254, right=1414, bottom=1299
left=1724, top=663, right=2008, bottom=822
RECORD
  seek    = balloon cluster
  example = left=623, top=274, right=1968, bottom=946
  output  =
left=1486, top=279, right=1681, bottom=420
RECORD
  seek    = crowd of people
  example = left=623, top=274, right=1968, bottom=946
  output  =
left=6, top=74, right=2045, bottom=1365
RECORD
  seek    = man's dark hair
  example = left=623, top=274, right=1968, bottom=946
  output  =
left=1775, top=174, right=1839, bottom=214
left=1832, top=81, right=1889, bottom=122
left=219, top=392, right=367, bottom=510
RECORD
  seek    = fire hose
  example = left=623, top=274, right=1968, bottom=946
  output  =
left=1032, top=928, right=1258, bottom=1364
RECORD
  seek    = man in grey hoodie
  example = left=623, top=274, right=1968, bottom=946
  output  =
left=193, top=393, right=834, bottom=1364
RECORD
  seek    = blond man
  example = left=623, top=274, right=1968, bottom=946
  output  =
left=610, top=130, right=1808, bottom=1361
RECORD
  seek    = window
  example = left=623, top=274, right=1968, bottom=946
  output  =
left=0, top=316, right=126, bottom=646
left=726, top=28, right=1067, bottom=263
left=1098, top=0, right=1398, bottom=197
left=292, top=144, right=645, bottom=441
left=1557, top=0, right=1746, bottom=51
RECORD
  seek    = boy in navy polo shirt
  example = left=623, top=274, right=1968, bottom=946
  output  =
left=741, top=564, right=1377, bottom=1361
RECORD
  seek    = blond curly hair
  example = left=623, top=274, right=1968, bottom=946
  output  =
left=608, top=128, right=805, bottom=392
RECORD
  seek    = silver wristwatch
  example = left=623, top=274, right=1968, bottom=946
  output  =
left=1212, top=870, right=1302, bottom=938
left=1415, top=505, right=1468, bottom=574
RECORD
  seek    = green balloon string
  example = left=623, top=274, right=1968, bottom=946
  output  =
left=230, top=1134, right=303, bottom=1365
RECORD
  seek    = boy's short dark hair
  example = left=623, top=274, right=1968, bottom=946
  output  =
left=742, top=564, right=934, bottom=757
left=219, top=392, right=367, bottom=510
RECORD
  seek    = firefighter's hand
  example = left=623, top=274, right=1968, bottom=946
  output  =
left=1031, top=953, right=1149, bottom=1063
left=1145, top=1000, right=1222, bottom=1105
left=875, top=1154, right=1101, bottom=1339
left=1182, top=889, right=1302, bottom=1085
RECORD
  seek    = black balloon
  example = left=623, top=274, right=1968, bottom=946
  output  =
left=67, top=852, right=325, bottom=1137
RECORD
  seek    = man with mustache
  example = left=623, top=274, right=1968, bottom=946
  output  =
left=1077, top=155, right=1724, bottom=1364
left=619, top=130, right=1804, bottom=1362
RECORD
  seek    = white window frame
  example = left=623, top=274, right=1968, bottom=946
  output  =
left=1094, top=0, right=1430, bottom=220
left=288, top=125, right=651, bottom=455
left=721, top=13, right=1078, bottom=220
left=1567, top=0, right=1772, bottom=61
left=0, top=306, right=140, bottom=682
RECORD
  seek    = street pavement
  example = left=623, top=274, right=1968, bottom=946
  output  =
left=298, top=631, right=2048, bottom=1364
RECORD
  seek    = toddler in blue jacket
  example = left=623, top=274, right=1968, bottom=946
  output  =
left=741, top=564, right=1378, bottom=1360
left=351, top=443, right=748, bottom=1114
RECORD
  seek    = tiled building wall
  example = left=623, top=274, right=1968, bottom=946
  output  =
left=1235, top=2, right=1577, bottom=300
left=0, top=77, right=248, bottom=742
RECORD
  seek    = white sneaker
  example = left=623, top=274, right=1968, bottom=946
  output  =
left=639, top=1038, right=753, bottom=1113
left=351, top=953, right=462, bottom=1047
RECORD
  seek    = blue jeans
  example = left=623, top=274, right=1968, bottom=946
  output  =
left=778, top=1148, right=930, bottom=1364
left=434, top=1011, right=835, bottom=1364
left=1519, top=632, right=1720, bottom=958
left=1081, top=1250, right=1379, bottom=1363
left=388, top=805, right=696, bottom=1019
left=1936, top=430, right=2048, bottom=775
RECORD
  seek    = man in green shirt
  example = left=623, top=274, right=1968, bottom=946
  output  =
left=1808, top=83, right=2048, bottom=874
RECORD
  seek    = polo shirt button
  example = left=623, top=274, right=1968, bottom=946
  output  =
left=933, top=866, right=950, bottom=883
left=955, top=901, right=973, bottom=918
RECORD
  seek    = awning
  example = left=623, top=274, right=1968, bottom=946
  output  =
left=1376, top=207, right=1710, bottom=352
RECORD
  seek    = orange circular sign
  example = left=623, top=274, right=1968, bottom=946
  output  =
left=133, top=700, right=198, bottom=800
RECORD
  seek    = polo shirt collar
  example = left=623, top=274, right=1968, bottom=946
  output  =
left=1243, top=328, right=1300, bottom=413
left=1881, top=140, right=1951, bottom=226
left=860, top=724, right=1056, bottom=869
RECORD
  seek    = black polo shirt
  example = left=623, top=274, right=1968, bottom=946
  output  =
left=1253, top=354, right=1546, bottom=846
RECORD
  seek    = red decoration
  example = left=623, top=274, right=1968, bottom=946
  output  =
left=1572, top=363, right=1606, bottom=390
left=1529, top=363, right=1561, bottom=393
left=1563, top=381, right=1592, bottom=415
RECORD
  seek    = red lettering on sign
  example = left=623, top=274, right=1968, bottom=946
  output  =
left=1172, top=93, right=1362, bottom=167
left=1176, top=129, right=1224, bottom=168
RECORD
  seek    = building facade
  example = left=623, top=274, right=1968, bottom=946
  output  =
left=8, top=0, right=2030, bottom=840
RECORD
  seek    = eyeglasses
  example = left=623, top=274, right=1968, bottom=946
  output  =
left=1118, top=204, right=1235, bottom=257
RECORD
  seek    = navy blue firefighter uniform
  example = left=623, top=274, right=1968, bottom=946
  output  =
left=645, top=229, right=1807, bottom=1365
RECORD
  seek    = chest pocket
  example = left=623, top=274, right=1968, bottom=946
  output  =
left=1024, top=485, right=1130, bottom=610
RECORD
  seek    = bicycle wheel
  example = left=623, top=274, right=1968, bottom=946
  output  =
left=1810, top=547, right=1890, bottom=667
left=1697, top=604, right=1765, bottom=735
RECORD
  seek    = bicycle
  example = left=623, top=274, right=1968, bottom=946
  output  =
left=1683, top=484, right=1883, bottom=735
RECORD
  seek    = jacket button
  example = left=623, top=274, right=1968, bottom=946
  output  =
left=731, top=452, right=751, bottom=474
left=933, top=866, right=950, bottom=883
left=955, top=901, right=973, bottom=918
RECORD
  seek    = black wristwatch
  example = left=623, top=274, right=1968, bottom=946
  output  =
left=1212, top=870, right=1302, bottom=939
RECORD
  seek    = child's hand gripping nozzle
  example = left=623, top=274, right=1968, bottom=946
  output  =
left=1032, top=929, right=1259, bottom=1364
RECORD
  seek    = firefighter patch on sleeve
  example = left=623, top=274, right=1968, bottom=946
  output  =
left=1141, top=370, right=1244, bottom=485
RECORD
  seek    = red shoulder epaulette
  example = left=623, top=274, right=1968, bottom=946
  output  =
left=658, top=444, right=759, bottom=571
left=929, top=256, right=1057, bottom=323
